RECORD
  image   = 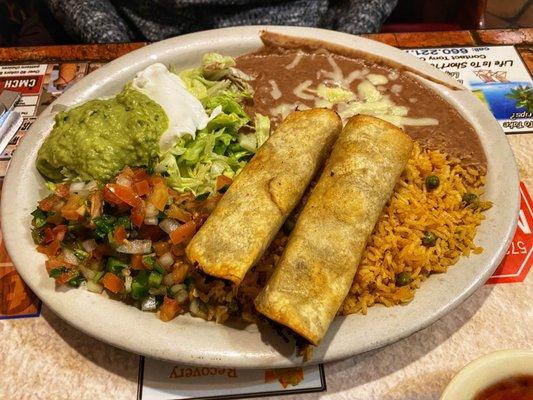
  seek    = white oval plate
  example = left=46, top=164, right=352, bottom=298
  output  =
left=1, top=26, right=519, bottom=368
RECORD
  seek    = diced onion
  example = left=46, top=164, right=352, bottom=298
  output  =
left=144, top=216, right=159, bottom=226
left=69, top=182, right=86, bottom=193
left=124, top=276, right=132, bottom=293
left=163, top=273, right=174, bottom=287
left=87, top=280, right=104, bottom=293
left=116, top=239, right=152, bottom=254
left=158, top=252, right=174, bottom=269
left=116, top=176, right=132, bottom=187
left=141, top=296, right=159, bottom=311
left=85, top=180, right=98, bottom=192
left=62, top=249, right=79, bottom=266
left=159, top=218, right=180, bottom=235
left=79, top=265, right=95, bottom=280
left=82, top=239, right=97, bottom=252
left=145, top=203, right=158, bottom=218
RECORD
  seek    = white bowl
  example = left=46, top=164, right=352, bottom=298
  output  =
left=1, top=26, right=519, bottom=367
left=440, top=349, right=533, bottom=400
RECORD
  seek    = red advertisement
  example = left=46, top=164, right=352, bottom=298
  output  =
left=487, top=181, right=532, bottom=284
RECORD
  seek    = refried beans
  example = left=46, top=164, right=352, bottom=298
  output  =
left=235, top=33, right=487, bottom=171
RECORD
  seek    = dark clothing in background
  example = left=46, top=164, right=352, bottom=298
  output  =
left=44, top=0, right=398, bottom=43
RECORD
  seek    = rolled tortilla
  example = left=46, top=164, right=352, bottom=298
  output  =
left=186, top=109, right=342, bottom=284
left=254, top=115, right=413, bottom=345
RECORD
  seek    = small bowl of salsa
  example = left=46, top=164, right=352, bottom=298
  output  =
left=440, top=350, right=533, bottom=400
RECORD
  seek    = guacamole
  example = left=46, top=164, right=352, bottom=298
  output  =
left=37, top=88, right=168, bottom=182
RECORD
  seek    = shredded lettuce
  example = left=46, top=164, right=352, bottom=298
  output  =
left=160, top=54, right=270, bottom=197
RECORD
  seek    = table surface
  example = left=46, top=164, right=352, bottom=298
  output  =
left=0, top=29, right=532, bottom=400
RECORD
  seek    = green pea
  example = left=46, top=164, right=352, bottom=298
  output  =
left=395, top=272, right=412, bottom=287
left=462, top=192, right=478, bottom=205
left=422, top=230, right=437, bottom=247
left=425, top=175, right=440, bottom=190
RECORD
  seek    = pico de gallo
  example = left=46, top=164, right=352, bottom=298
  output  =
left=31, top=166, right=240, bottom=323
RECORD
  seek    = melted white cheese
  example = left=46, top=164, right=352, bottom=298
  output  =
left=131, top=63, right=213, bottom=152
left=268, top=79, right=282, bottom=100
left=285, top=52, right=303, bottom=70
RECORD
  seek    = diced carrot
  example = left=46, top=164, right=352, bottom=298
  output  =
left=148, top=182, right=169, bottom=211
left=113, top=226, right=127, bottom=244
left=216, top=175, right=233, bottom=192
left=133, top=180, right=151, bottom=197
left=150, top=175, right=165, bottom=186
left=105, top=184, right=143, bottom=208
left=159, top=296, right=182, bottom=322
left=153, top=241, right=170, bottom=256
left=101, top=272, right=124, bottom=293
left=169, top=220, right=197, bottom=245
left=131, top=254, right=145, bottom=270
left=165, top=204, right=191, bottom=223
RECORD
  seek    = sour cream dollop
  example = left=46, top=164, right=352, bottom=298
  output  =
left=131, top=63, right=212, bottom=152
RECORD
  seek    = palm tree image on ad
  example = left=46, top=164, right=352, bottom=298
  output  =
left=470, top=69, right=533, bottom=119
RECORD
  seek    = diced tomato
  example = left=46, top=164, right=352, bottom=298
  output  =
left=170, top=244, right=186, bottom=258
left=216, top=175, right=233, bottom=192
left=133, top=180, right=151, bottom=197
left=131, top=204, right=145, bottom=227
left=103, top=185, right=123, bottom=205
left=105, top=184, right=143, bottom=208
left=90, top=191, right=103, bottom=218
left=52, top=225, right=68, bottom=241
left=165, top=204, right=192, bottom=223
left=41, top=227, right=55, bottom=244
left=113, top=226, right=127, bottom=244
left=44, top=257, right=66, bottom=273
left=148, top=182, right=169, bottom=211
left=153, top=241, right=170, bottom=256
left=37, top=239, right=61, bottom=257
left=202, top=194, right=222, bottom=213
left=169, top=220, right=197, bottom=245
left=132, top=168, right=150, bottom=182
left=171, top=261, right=189, bottom=284
left=38, top=195, right=60, bottom=212
left=159, top=296, right=182, bottom=322
left=61, top=194, right=85, bottom=221
left=92, top=244, right=113, bottom=260
left=55, top=183, right=70, bottom=198
left=137, top=225, right=164, bottom=242
left=131, top=254, right=145, bottom=270
left=101, top=272, right=124, bottom=293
